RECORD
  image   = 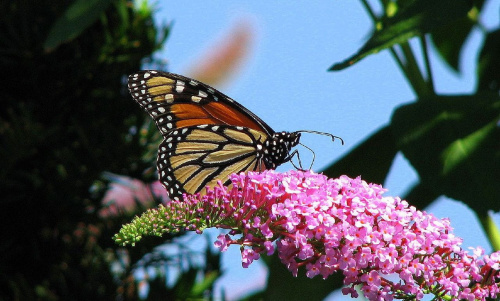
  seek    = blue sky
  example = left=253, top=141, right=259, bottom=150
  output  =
left=140, top=1, right=500, bottom=299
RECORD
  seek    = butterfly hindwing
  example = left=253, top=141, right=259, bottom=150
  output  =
left=157, top=125, right=269, bottom=200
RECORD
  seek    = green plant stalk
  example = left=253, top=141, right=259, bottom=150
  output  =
left=359, top=0, right=409, bottom=82
left=420, top=35, right=435, bottom=95
left=360, top=0, right=430, bottom=98
left=360, top=0, right=377, bottom=21
left=480, top=212, right=500, bottom=251
left=399, top=41, right=432, bottom=98
left=389, top=47, right=417, bottom=92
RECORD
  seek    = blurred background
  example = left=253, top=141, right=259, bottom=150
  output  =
left=1, top=0, right=499, bottom=300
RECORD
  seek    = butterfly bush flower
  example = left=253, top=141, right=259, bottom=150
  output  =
left=115, top=170, right=500, bottom=300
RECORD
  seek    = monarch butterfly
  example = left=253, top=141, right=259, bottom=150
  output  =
left=128, top=70, right=342, bottom=201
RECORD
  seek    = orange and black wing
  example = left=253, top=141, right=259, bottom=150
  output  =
left=127, top=70, right=301, bottom=200
left=157, top=125, right=269, bottom=200
left=127, top=70, right=275, bottom=136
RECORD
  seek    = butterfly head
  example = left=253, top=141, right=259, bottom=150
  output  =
left=263, top=131, right=301, bottom=169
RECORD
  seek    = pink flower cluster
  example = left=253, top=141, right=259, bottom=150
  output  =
left=201, top=170, right=500, bottom=300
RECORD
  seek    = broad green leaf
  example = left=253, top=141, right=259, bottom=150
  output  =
left=477, top=29, right=500, bottom=92
left=391, top=94, right=500, bottom=214
left=322, top=125, right=398, bottom=185
left=330, top=0, right=471, bottom=71
left=264, top=253, right=344, bottom=301
left=173, top=267, right=198, bottom=299
left=430, top=1, right=483, bottom=73
left=402, top=181, right=442, bottom=209
left=43, top=0, right=112, bottom=51
left=237, top=289, right=265, bottom=301
left=191, top=271, right=220, bottom=296
left=486, top=211, right=500, bottom=251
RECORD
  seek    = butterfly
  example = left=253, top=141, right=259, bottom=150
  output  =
left=128, top=70, right=341, bottom=201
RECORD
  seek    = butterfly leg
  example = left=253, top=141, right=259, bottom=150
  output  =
left=286, top=149, right=307, bottom=171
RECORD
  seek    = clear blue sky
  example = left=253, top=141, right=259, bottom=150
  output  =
left=136, top=1, right=500, bottom=300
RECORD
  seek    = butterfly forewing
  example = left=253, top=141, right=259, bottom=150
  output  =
left=128, top=70, right=275, bottom=136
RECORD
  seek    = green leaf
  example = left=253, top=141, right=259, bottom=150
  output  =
left=43, top=0, right=112, bottom=51
left=330, top=0, right=472, bottom=71
left=264, top=253, right=344, bottom=301
left=401, top=181, right=442, bottom=209
left=430, top=1, right=483, bottom=73
left=391, top=94, right=500, bottom=214
left=173, top=267, right=198, bottom=299
left=477, top=29, right=500, bottom=92
left=191, top=271, right=220, bottom=296
left=322, top=125, right=398, bottom=185
left=486, top=211, right=500, bottom=251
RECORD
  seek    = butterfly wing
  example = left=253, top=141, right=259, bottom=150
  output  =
left=128, top=70, right=300, bottom=200
left=157, top=125, right=268, bottom=200
left=128, top=70, right=275, bottom=136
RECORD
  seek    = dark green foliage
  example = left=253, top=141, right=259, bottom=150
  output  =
left=430, top=0, right=485, bottom=73
left=391, top=95, right=500, bottom=214
left=0, top=0, right=169, bottom=299
left=323, top=125, right=398, bottom=184
left=477, top=29, right=500, bottom=92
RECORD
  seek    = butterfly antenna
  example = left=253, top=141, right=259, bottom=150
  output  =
left=296, top=130, right=344, bottom=145
left=289, top=130, right=343, bottom=170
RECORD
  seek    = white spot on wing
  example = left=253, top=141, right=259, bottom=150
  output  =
left=165, top=94, right=174, bottom=103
